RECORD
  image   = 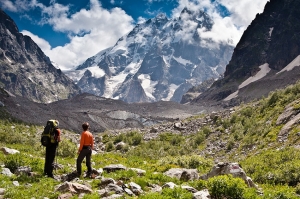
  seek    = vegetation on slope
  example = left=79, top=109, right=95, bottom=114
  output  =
left=2, top=82, right=300, bottom=198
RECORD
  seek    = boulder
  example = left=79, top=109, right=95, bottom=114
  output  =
left=129, top=182, right=143, bottom=195
left=193, top=189, right=210, bottom=199
left=200, top=162, right=258, bottom=188
left=103, top=164, right=127, bottom=173
left=164, top=168, right=199, bottom=181
left=1, top=147, right=20, bottom=155
left=55, top=182, right=93, bottom=194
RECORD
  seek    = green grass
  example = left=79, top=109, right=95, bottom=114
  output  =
left=2, top=81, right=300, bottom=198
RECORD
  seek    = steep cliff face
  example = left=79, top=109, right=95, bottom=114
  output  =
left=0, top=9, right=81, bottom=103
left=72, top=8, right=234, bottom=103
left=193, top=0, right=300, bottom=105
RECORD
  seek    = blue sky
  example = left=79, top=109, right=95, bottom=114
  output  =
left=0, top=0, right=269, bottom=71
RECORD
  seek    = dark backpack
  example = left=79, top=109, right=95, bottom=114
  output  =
left=41, top=120, right=59, bottom=147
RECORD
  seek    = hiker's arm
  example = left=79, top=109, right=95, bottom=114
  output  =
left=78, top=133, right=84, bottom=154
left=91, top=136, right=94, bottom=150
left=56, top=129, right=61, bottom=142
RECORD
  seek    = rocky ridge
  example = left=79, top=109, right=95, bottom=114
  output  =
left=0, top=9, right=81, bottom=103
left=193, top=0, right=300, bottom=107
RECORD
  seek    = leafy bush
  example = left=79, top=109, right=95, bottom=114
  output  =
left=106, top=141, right=114, bottom=152
left=57, top=139, right=77, bottom=158
left=4, top=153, right=25, bottom=173
left=241, top=147, right=300, bottom=185
left=207, top=175, right=247, bottom=199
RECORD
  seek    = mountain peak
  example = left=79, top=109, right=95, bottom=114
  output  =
left=71, top=7, right=233, bottom=103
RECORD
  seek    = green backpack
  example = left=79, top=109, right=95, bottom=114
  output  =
left=41, top=120, right=59, bottom=146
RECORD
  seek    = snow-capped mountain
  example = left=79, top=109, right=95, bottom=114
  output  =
left=71, top=8, right=234, bottom=103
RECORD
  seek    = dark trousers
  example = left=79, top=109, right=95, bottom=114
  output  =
left=44, top=144, right=57, bottom=176
left=76, top=147, right=92, bottom=175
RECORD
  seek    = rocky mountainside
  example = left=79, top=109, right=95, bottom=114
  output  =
left=0, top=9, right=81, bottom=103
left=0, top=87, right=211, bottom=132
left=193, top=0, right=300, bottom=107
left=69, top=8, right=233, bottom=103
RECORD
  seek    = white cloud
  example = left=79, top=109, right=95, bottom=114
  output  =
left=172, top=0, right=269, bottom=47
left=21, top=30, right=51, bottom=52
left=12, top=0, right=135, bottom=71
left=0, top=0, right=18, bottom=12
left=2, top=0, right=269, bottom=70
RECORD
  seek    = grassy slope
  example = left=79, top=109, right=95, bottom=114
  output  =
left=1, top=82, right=300, bottom=198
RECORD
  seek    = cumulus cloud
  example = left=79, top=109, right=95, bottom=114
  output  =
left=21, top=30, right=51, bottom=52
left=1, top=0, right=269, bottom=70
left=171, top=0, right=269, bottom=47
left=4, top=0, right=135, bottom=71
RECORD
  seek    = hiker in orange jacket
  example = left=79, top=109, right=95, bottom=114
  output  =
left=76, top=122, right=94, bottom=177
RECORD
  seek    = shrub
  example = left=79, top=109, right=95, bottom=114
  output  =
left=4, top=153, right=25, bottom=173
left=57, top=139, right=77, bottom=158
left=131, top=132, right=142, bottom=146
left=194, top=131, right=205, bottom=146
left=207, top=175, right=247, bottom=199
left=106, top=141, right=114, bottom=152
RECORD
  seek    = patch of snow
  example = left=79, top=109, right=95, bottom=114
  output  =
left=5, top=55, right=11, bottom=62
left=162, top=84, right=179, bottom=101
left=223, top=63, right=271, bottom=101
left=103, top=60, right=142, bottom=99
left=173, top=56, right=192, bottom=65
left=239, top=63, right=271, bottom=89
left=88, top=66, right=105, bottom=78
left=223, top=91, right=239, bottom=101
left=138, top=74, right=157, bottom=100
left=64, top=69, right=87, bottom=83
left=277, top=55, right=300, bottom=74
left=269, top=27, right=274, bottom=37
left=163, top=55, right=171, bottom=68
left=103, top=73, right=127, bottom=99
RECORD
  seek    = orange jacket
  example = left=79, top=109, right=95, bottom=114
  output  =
left=78, top=131, right=94, bottom=151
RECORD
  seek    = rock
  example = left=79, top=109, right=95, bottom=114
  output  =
left=103, top=164, right=127, bottom=173
left=1, top=168, right=13, bottom=177
left=276, top=102, right=300, bottom=125
left=162, top=182, right=178, bottom=189
left=148, top=184, right=162, bottom=193
left=115, top=142, right=126, bottom=150
left=129, top=168, right=146, bottom=176
left=181, top=185, right=198, bottom=193
left=0, top=188, right=5, bottom=195
left=61, top=171, right=79, bottom=182
left=101, top=194, right=124, bottom=199
left=99, top=178, right=116, bottom=188
left=124, top=187, right=135, bottom=196
left=164, top=168, right=199, bottom=181
left=1, top=147, right=20, bottom=155
left=193, top=189, right=210, bottom=199
left=129, top=182, right=143, bottom=195
left=105, top=183, right=124, bottom=194
left=12, top=181, right=19, bottom=186
left=201, top=162, right=258, bottom=188
left=15, top=166, right=31, bottom=176
left=150, top=127, right=158, bottom=133
left=55, top=182, right=93, bottom=194
left=57, top=193, right=73, bottom=199
left=278, top=113, right=300, bottom=141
